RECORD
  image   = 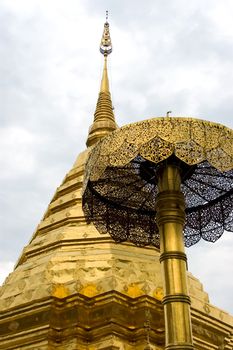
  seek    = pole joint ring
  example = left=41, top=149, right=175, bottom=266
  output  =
left=162, top=294, right=191, bottom=305
left=160, top=251, right=187, bottom=263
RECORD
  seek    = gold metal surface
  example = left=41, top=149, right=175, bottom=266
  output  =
left=156, top=165, right=194, bottom=349
left=100, top=56, right=110, bottom=93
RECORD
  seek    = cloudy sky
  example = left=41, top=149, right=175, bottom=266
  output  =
left=0, top=0, right=233, bottom=314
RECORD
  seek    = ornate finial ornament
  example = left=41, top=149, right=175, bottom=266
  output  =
left=100, top=10, right=112, bottom=56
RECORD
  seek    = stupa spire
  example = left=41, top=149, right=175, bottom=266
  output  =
left=86, top=12, right=117, bottom=147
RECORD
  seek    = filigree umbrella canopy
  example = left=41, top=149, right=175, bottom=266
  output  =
left=83, top=117, right=233, bottom=248
left=82, top=117, right=233, bottom=349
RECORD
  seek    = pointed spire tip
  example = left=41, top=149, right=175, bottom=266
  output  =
left=86, top=14, right=117, bottom=148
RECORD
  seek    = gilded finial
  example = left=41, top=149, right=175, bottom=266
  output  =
left=86, top=13, right=117, bottom=147
left=100, top=10, right=112, bottom=56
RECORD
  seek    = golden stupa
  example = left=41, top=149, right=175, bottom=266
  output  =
left=0, top=18, right=233, bottom=350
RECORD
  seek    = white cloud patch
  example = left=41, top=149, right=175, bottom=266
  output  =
left=187, top=234, right=233, bottom=313
left=0, top=261, right=14, bottom=285
left=0, top=127, right=37, bottom=179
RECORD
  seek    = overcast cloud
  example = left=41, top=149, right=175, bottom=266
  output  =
left=0, top=0, right=233, bottom=314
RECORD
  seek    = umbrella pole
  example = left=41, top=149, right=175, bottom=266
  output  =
left=156, top=164, right=194, bottom=350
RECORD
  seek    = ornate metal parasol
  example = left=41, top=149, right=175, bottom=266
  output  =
left=83, top=117, right=233, bottom=349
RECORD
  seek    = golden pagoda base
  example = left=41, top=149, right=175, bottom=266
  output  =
left=1, top=290, right=233, bottom=350
left=1, top=151, right=233, bottom=349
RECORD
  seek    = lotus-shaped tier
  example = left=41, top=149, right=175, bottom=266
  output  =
left=83, top=117, right=233, bottom=247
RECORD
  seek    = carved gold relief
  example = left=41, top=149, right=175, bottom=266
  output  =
left=51, top=284, right=70, bottom=298
left=153, top=287, right=164, bottom=301
left=80, top=283, right=100, bottom=297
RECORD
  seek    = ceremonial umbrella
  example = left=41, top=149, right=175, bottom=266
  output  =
left=82, top=117, right=233, bottom=350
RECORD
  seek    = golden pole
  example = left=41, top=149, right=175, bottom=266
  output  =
left=156, top=164, right=194, bottom=350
